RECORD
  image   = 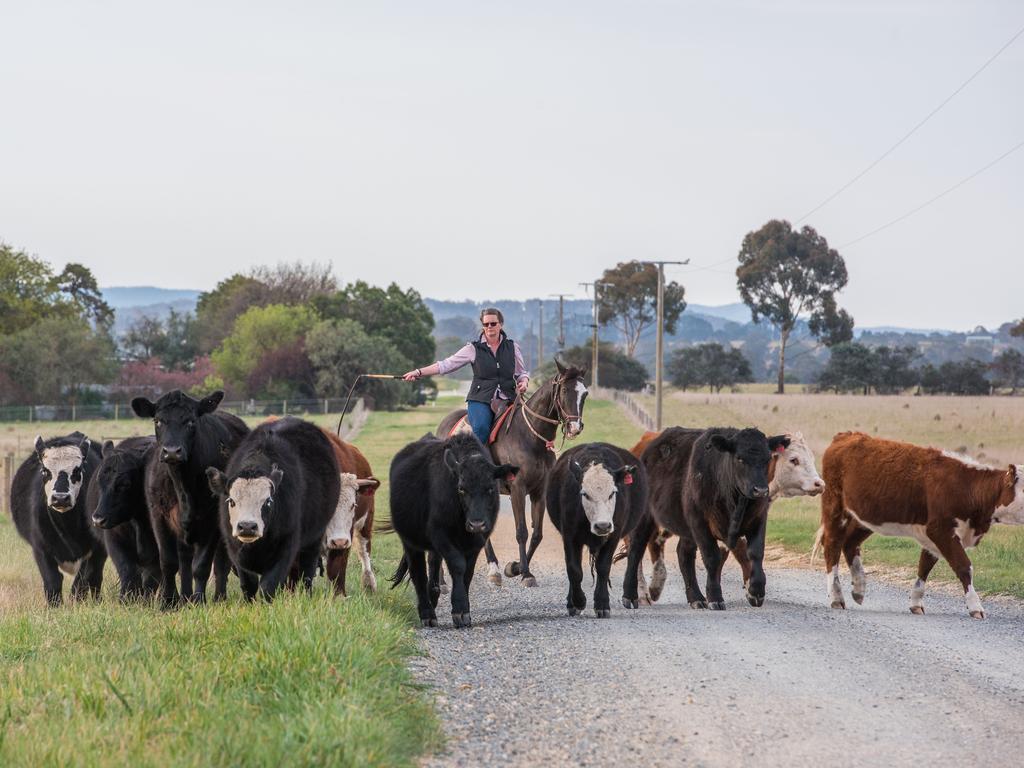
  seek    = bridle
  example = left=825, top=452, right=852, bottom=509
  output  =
left=515, top=373, right=583, bottom=452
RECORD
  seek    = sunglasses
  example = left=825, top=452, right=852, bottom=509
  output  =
left=482, top=321, right=500, bottom=328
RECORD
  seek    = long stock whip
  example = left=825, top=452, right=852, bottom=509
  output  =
left=335, top=373, right=405, bottom=435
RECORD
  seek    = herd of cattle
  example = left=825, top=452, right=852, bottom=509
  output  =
left=9, top=388, right=1024, bottom=627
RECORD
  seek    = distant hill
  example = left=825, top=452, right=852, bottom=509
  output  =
left=101, top=286, right=202, bottom=309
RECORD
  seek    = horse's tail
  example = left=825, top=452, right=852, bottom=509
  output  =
left=613, top=536, right=630, bottom=564
left=389, top=555, right=410, bottom=589
left=809, top=526, right=825, bottom=566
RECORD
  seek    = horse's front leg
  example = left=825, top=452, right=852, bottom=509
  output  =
left=483, top=539, right=502, bottom=585
left=503, top=483, right=536, bottom=587
left=523, top=487, right=546, bottom=580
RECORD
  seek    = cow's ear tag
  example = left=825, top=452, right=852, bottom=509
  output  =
left=623, top=472, right=634, bottom=485
left=507, top=472, right=517, bottom=483
left=775, top=444, right=786, bottom=453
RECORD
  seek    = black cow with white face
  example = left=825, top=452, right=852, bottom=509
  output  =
left=387, top=433, right=518, bottom=628
left=132, top=390, right=249, bottom=607
left=547, top=442, right=647, bottom=618
left=206, top=417, right=340, bottom=601
left=86, top=436, right=161, bottom=601
left=11, top=433, right=106, bottom=605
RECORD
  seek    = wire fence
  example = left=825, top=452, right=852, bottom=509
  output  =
left=605, top=388, right=656, bottom=431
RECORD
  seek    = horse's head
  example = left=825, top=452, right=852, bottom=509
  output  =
left=554, top=359, right=588, bottom=439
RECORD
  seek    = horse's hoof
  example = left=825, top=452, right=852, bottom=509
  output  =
left=852, top=591, right=864, bottom=605
left=488, top=572, right=502, bottom=586
left=421, top=617, right=438, bottom=628
left=709, top=602, right=726, bottom=611
left=746, top=592, right=764, bottom=608
left=595, top=609, right=611, bottom=619
left=639, top=596, right=653, bottom=606
left=522, top=576, right=538, bottom=588
left=831, top=600, right=846, bottom=610
left=621, top=597, right=639, bottom=610
left=439, top=583, right=449, bottom=595
left=452, top=611, right=472, bottom=628
left=504, top=562, right=521, bottom=578
left=362, top=573, right=378, bottom=593
left=909, top=606, right=925, bottom=615
left=969, top=610, right=985, bottom=620
left=568, top=605, right=582, bottom=616
left=689, top=600, right=708, bottom=610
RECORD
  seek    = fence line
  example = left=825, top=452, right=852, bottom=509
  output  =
left=601, top=387, right=656, bottom=432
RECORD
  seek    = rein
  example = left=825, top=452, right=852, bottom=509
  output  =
left=514, top=375, right=582, bottom=452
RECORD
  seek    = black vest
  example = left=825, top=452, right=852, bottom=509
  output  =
left=468, top=333, right=517, bottom=404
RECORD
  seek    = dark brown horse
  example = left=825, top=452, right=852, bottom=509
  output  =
left=436, top=360, right=588, bottom=586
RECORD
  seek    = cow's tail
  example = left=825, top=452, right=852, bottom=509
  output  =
left=375, top=518, right=396, bottom=535
left=389, top=554, right=410, bottom=589
left=612, top=537, right=630, bottom=564
left=809, top=526, right=825, bottom=566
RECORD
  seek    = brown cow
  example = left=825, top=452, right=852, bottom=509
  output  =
left=320, top=430, right=380, bottom=596
left=815, top=431, right=1024, bottom=619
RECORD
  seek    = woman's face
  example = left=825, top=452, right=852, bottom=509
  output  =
left=482, top=314, right=502, bottom=342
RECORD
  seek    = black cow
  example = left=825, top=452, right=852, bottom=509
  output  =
left=11, top=433, right=106, bottom=605
left=206, top=417, right=340, bottom=601
left=132, top=390, right=249, bottom=607
left=546, top=442, right=647, bottom=618
left=86, top=437, right=161, bottom=601
left=622, top=427, right=789, bottom=611
left=388, top=433, right=518, bottom=628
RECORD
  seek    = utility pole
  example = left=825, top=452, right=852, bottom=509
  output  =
left=537, top=301, right=544, bottom=368
left=549, top=293, right=571, bottom=349
left=641, top=259, right=689, bottom=430
left=579, top=282, right=609, bottom=388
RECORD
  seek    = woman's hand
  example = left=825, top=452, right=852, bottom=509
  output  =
left=402, top=369, right=421, bottom=382
left=516, top=378, right=529, bottom=394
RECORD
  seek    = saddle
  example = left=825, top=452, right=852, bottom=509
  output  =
left=447, top=401, right=516, bottom=445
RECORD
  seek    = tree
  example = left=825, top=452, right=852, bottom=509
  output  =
left=992, top=349, right=1024, bottom=394
left=114, top=356, right=214, bottom=401
left=919, top=360, right=990, bottom=395
left=667, top=343, right=753, bottom=392
left=736, top=220, right=852, bottom=393
left=597, top=261, right=686, bottom=357
left=667, top=347, right=705, bottom=391
left=52, top=262, right=113, bottom=328
left=246, top=344, right=317, bottom=399
left=211, top=304, right=317, bottom=396
left=122, top=316, right=167, bottom=360
left=194, top=274, right=270, bottom=354
left=311, top=281, right=435, bottom=366
left=306, top=318, right=414, bottom=409
left=871, top=346, right=919, bottom=394
left=250, top=261, right=337, bottom=305
left=1011, top=319, right=1024, bottom=338
left=817, top=343, right=877, bottom=394
left=535, top=340, right=647, bottom=391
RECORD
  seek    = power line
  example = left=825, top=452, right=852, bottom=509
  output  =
left=839, top=136, right=1024, bottom=250
left=796, top=22, right=1024, bottom=224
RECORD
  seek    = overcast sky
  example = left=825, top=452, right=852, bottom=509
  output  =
left=1, top=1, right=1020, bottom=330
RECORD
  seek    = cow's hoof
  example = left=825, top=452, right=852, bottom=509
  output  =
left=709, top=602, right=726, bottom=611
left=568, top=606, right=582, bottom=616
left=649, top=587, right=664, bottom=602
left=421, top=617, right=438, bottom=628
left=452, top=612, right=472, bottom=628
left=689, top=600, right=708, bottom=610
left=831, top=600, right=846, bottom=610
left=852, top=591, right=865, bottom=605
left=621, top=597, right=639, bottom=610
left=488, top=572, right=502, bottom=586
left=595, top=609, right=611, bottom=619
left=522, top=576, right=538, bottom=588
left=212, top=592, right=227, bottom=603
left=746, top=593, right=765, bottom=608
left=504, top=561, right=522, bottom=578
left=969, top=610, right=985, bottom=620
left=909, top=606, right=925, bottom=615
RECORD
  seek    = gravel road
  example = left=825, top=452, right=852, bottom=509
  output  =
left=412, top=505, right=1024, bottom=767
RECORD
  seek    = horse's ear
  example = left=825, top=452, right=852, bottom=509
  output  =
left=555, top=357, right=567, bottom=375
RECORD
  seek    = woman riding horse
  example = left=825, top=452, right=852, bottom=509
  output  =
left=403, top=307, right=529, bottom=444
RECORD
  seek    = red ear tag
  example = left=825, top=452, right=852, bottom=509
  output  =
left=507, top=473, right=517, bottom=483
left=775, top=444, right=786, bottom=454
left=623, top=473, right=633, bottom=485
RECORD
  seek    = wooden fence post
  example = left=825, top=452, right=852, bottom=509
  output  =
left=3, top=454, right=13, bottom=516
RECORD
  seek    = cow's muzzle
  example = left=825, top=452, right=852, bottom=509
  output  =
left=591, top=521, right=613, bottom=537
left=50, top=493, right=73, bottom=512
left=465, top=520, right=489, bottom=534
left=327, top=536, right=352, bottom=550
left=160, top=446, right=184, bottom=464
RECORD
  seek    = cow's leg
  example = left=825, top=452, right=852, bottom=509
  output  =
left=842, top=527, right=873, bottom=605
left=730, top=538, right=753, bottom=589
left=926, top=522, right=984, bottom=619
left=154, top=519, right=182, bottom=609
left=820, top=489, right=848, bottom=609
left=427, top=551, right=443, bottom=609
left=436, top=535, right=471, bottom=628
left=593, top=541, right=617, bottom=618
left=564, top=536, right=586, bottom=615
left=86, top=547, right=106, bottom=599
left=190, top=536, right=218, bottom=604
left=677, top=536, right=707, bottom=609
left=405, top=549, right=436, bottom=627
left=910, top=549, right=939, bottom=615
left=326, top=548, right=350, bottom=596
left=258, top=555, right=295, bottom=602
left=239, top=567, right=259, bottom=602
left=648, top=528, right=670, bottom=603
left=177, top=542, right=194, bottom=602
left=33, top=547, right=63, bottom=606
left=504, top=485, right=537, bottom=586
left=621, top=514, right=655, bottom=609
left=356, top=529, right=377, bottom=593
left=693, top=524, right=726, bottom=610
left=744, top=517, right=768, bottom=608
left=484, top=538, right=501, bottom=586
left=212, top=540, right=229, bottom=602
left=106, top=533, right=142, bottom=602
left=296, top=544, right=319, bottom=592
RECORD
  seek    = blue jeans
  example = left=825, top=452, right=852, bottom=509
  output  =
left=466, top=401, right=493, bottom=446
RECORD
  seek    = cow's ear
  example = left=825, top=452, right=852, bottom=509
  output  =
left=443, top=448, right=460, bottom=476
left=131, top=398, right=156, bottom=418
left=34, top=435, right=45, bottom=459
left=493, top=463, right=519, bottom=483
left=102, top=440, right=115, bottom=458
left=79, top=437, right=91, bottom=458
left=768, top=435, right=791, bottom=453
left=269, top=464, right=284, bottom=490
left=569, top=459, right=584, bottom=483
left=206, top=467, right=227, bottom=496
left=709, top=435, right=736, bottom=454
left=198, top=391, right=224, bottom=416
left=358, top=477, right=381, bottom=495
left=1007, top=465, right=1018, bottom=488
left=659, top=444, right=673, bottom=461
left=614, top=464, right=637, bottom=485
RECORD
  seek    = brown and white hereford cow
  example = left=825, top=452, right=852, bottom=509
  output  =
left=627, top=430, right=824, bottom=603
left=320, top=430, right=380, bottom=596
left=815, top=431, right=1024, bottom=619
